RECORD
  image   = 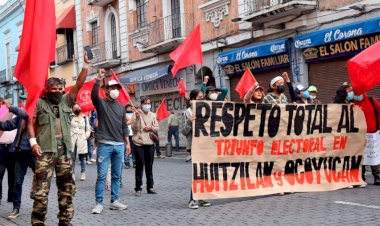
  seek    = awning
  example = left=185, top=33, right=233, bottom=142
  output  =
left=294, top=17, right=380, bottom=49
left=56, top=5, right=76, bottom=30
left=217, top=39, right=288, bottom=65
left=119, top=65, right=172, bottom=84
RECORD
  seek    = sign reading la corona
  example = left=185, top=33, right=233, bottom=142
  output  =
left=302, top=33, right=380, bottom=61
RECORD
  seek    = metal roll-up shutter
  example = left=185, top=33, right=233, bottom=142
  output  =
left=308, top=57, right=380, bottom=103
left=229, top=67, right=292, bottom=102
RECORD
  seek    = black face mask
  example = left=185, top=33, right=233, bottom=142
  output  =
left=46, top=92, right=63, bottom=104
left=74, top=109, right=81, bottom=115
left=277, top=85, right=285, bottom=93
left=126, top=110, right=133, bottom=113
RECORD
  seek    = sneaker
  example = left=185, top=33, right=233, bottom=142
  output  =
left=147, top=189, right=157, bottom=194
left=110, top=200, right=128, bottom=210
left=80, top=172, right=86, bottom=181
left=374, top=176, right=380, bottom=185
left=199, top=200, right=211, bottom=207
left=277, top=192, right=285, bottom=196
left=354, top=184, right=366, bottom=188
left=91, top=158, right=96, bottom=162
left=8, top=208, right=20, bottom=220
left=185, top=155, right=191, bottom=162
left=346, top=185, right=353, bottom=189
left=135, top=190, right=142, bottom=197
left=92, top=204, right=103, bottom=214
left=86, top=161, right=92, bottom=165
left=188, top=200, right=199, bottom=209
left=124, top=165, right=131, bottom=169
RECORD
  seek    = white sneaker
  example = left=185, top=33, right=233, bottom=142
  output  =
left=80, top=172, right=86, bottom=181
left=188, top=200, right=199, bottom=209
left=92, top=204, right=103, bottom=214
left=346, top=185, right=353, bottom=189
left=110, top=200, right=128, bottom=210
left=185, top=155, right=191, bottom=162
left=86, top=161, right=92, bottom=165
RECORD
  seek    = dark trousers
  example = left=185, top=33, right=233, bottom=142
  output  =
left=168, top=126, right=179, bottom=151
left=135, top=145, right=154, bottom=191
left=0, top=145, right=15, bottom=202
left=14, top=151, right=36, bottom=209
left=155, top=141, right=161, bottom=156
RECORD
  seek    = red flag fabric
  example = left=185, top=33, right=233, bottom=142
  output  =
left=347, top=41, right=380, bottom=94
left=169, top=24, right=203, bottom=77
left=14, top=0, right=56, bottom=117
left=156, top=99, right=170, bottom=122
left=235, top=69, right=257, bottom=99
left=65, top=79, right=96, bottom=113
left=103, top=69, right=130, bottom=105
left=178, top=79, right=186, bottom=97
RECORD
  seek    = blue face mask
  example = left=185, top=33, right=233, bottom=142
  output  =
left=354, top=94, right=364, bottom=102
left=347, top=91, right=354, bottom=101
left=302, top=91, right=310, bottom=99
left=142, top=104, right=151, bottom=113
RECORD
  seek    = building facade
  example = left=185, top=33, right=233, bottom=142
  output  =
left=0, top=0, right=24, bottom=105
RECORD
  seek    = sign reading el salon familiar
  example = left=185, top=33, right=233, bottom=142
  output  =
left=191, top=101, right=366, bottom=200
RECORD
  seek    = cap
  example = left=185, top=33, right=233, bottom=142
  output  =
left=255, top=85, right=264, bottom=91
left=308, top=85, right=317, bottom=92
left=270, top=76, right=284, bottom=87
left=294, top=84, right=306, bottom=94
left=205, top=86, right=219, bottom=94
left=106, top=80, right=122, bottom=89
left=20, top=94, right=27, bottom=100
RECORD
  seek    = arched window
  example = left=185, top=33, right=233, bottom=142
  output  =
left=110, top=14, right=117, bottom=58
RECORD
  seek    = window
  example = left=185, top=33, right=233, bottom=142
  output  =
left=171, top=0, right=181, bottom=38
left=91, top=22, right=99, bottom=46
left=6, top=43, right=10, bottom=79
left=136, top=0, right=147, bottom=29
left=110, top=14, right=117, bottom=58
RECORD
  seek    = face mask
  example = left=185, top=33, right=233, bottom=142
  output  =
left=209, top=93, right=218, bottom=101
left=142, top=104, right=151, bottom=112
left=310, top=95, right=316, bottom=100
left=126, top=110, right=133, bottom=113
left=354, top=94, right=364, bottom=102
left=74, top=109, right=81, bottom=115
left=109, top=89, right=120, bottom=100
left=277, top=85, right=285, bottom=93
left=46, top=92, right=63, bottom=104
left=347, top=91, right=354, bottom=101
left=302, top=91, right=310, bottom=99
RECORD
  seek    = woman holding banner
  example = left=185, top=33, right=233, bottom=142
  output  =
left=185, top=89, right=211, bottom=209
left=263, top=72, right=296, bottom=104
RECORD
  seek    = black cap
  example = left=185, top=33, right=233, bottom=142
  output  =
left=205, top=86, right=219, bottom=94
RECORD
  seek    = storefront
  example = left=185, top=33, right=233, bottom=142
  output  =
left=294, top=17, right=380, bottom=103
left=119, top=64, right=189, bottom=148
left=217, top=39, right=292, bottom=102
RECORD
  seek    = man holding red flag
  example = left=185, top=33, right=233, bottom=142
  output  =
left=27, top=52, right=92, bottom=226
left=91, top=69, right=131, bottom=214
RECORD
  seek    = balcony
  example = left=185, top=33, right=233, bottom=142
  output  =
left=87, top=0, right=114, bottom=7
left=0, top=70, right=6, bottom=84
left=56, top=43, right=74, bottom=65
left=242, top=0, right=317, bottom=24
left=135, top=13, right=194, bottom=54
left=91, top=41, right=121, bottom=68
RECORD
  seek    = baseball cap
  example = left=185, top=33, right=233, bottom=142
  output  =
left=205, top=86, right=220, bottom=94
left=20, top=94, right=27, bottom=100
left=294, top=84, right=306, bottom=94
left=255, top=85, right=264, bottom=91
left=308, top=85, right=318, bottom=92
left=106, top=80, right=122, bottom=89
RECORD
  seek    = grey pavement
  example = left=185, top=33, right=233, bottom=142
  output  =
left=0, top=152, right=379, bottom=226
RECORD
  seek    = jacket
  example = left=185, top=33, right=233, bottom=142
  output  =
left=131, top=111, right=158, bottom=146
left=71, top=114, right=91, bottom=154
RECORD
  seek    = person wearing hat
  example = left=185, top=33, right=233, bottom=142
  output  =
left=244, top=82, right=265, bottom=104
left=18, top=95, right=27, bottom=108
left=91, top=69, right=131, bottom=214
left=263, top=72, right=296, bottom=104
left=294, top=84, right=312, bottom=104
left=307, top=85, right=321, bottom=104
left=201, top=76, right=228, bottom=101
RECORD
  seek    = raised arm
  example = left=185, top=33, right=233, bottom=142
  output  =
left=68, top=51, right=92, bottom=100
left=91, top=69, right=106, bottom=110
left=282, top=72, right=297, bottom=102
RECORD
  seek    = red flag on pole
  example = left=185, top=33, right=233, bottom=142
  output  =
left=65, top=79, right=96, bottom=113
left=14, top=0, right=56, bottom=117
left=235, top=69, right=257, bottom=99
left=347, top=41, right=380, bottom=94
left=99, top=69, right=130, bottom=105
left=178, top=79, right=186, bottom=97
left=156, top=99, right=170, bottom=122
left=169, top=24, right=203, bottom=77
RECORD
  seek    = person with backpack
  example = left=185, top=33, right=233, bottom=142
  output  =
left=70, top=103, right=91, bottom=181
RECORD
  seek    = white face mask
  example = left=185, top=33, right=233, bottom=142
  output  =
left=209, top=93, right=218, bottom=101
left=109, top=89, right=120, bottom=100
left=310, top=95, right=316, bottom=100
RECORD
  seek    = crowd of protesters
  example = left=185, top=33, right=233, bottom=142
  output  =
left=0, top=52, right=378, bottom=225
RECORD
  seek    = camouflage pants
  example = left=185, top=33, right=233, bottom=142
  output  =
left=30, top=146, right=76, bottom=226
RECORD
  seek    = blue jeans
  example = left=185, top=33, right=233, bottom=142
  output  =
left=87, top=139, right=93, bottom=160
left=73, top=145, right=86, bottom=173
left=14, top=151, right=36, bottom=209
left=95, top=143, right=124, bottom=204
left=168, top=126, right=179, bottom=151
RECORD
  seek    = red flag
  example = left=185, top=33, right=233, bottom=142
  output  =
left=99, top=69, right=130, bottom=105
left=348, top=41, right=380, bottom=94
left=65, top=79, right=96, bottom=113
left=169, top=24, right=203, bottom=77
left=156, top=99, right=170, bottom=122
left=235, top=69, right=257, bottom=99
left=14, top=0, right=56, bottom=117
left=178, top=79, right=186, bottom=97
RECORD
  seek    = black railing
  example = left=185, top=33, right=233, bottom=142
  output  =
left=91, top=41, right=119, bottom=64
left=144, top=13, right=194, bottom=47
left=243, top=0, right=310, bottom=14
left=56, top=43, right=74, bottom=65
